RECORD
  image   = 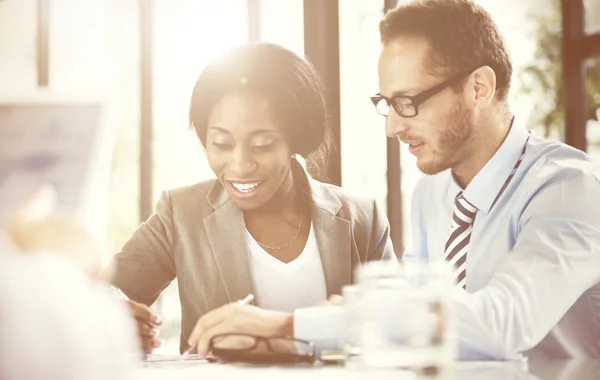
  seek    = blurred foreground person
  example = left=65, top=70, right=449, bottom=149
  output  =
left=0, top=172, right=140, bottom=380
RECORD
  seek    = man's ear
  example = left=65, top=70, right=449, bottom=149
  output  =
left=470, top=66, right=496, bottom=108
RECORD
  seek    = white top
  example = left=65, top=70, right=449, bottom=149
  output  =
left=0, top=231, right=140, bottom=380
left=246, top=224, right=327, bottom=312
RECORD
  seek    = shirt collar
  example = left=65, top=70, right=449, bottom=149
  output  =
left=452, top=117, right=530, bottom=214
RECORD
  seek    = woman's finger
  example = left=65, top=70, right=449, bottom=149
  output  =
left=128, top=300, right=162, bottom=326
left=188, top=303, right=232, bottom=347
left=137, top=321, right=159, bottom=338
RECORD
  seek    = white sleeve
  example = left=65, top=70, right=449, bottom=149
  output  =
left=292, top=294, right=527, bottom=361
left=293, top=306, right=345, bottom=355
left=452, top=288, right=525, bottom=361
left=0, top=252, right=140, bottom=380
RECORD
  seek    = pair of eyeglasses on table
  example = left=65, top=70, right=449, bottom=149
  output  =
left=185, top=333, right=316, bottom=365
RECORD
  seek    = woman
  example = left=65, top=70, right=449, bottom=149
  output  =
left=107, top=42, right=395, bottom=354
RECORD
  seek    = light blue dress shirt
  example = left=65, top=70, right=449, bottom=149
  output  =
left=405, top=118, right=600, bottom=359
left=294, top=118, right=600, bottom=360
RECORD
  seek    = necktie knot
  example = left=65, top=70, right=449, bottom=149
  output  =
left=454, top=192, right=477, bottom=225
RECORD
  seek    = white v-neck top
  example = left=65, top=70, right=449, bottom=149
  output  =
left=245, top=224, right=327, bottom=312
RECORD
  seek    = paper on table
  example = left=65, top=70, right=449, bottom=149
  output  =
left=144, top=354, right=213, bottom=364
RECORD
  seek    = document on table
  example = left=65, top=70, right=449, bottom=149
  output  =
left=144, top=354, right=213, bottom=365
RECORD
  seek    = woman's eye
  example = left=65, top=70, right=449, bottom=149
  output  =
left=252, top=143, right=273, bottom=152
left=212, top=142, right=232, bottom=150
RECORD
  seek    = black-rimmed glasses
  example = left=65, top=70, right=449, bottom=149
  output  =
left=370, top=69, right=476, bottom=118
left=208, top=333, right=315, bottom=364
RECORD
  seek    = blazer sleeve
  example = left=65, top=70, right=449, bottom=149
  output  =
left=367, top=199, right=397, bottom=262
left=106, top=191, right=177, bottom=306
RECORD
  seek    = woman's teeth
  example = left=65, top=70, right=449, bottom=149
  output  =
left=232, top=182, right=261, bottom=193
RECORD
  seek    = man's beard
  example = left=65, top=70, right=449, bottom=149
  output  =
left=417, top=100, right=474, bottom=175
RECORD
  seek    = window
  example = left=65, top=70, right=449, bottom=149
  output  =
left=584, top=0, right=600, bottom=34
left=586, top=57, right=600, bottom=161
left=339, top=0, right=389, bottom=213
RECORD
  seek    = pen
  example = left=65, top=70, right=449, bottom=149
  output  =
left=182, top=293, right=255, bottom=357
left=110, top=285, right=130, bottom=300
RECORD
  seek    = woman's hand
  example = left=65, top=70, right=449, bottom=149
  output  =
left=187, top=303, right=293, bottom=357
left=125, top=300, right=163, bottom=354
left=318, top=294, right=344, bottom=306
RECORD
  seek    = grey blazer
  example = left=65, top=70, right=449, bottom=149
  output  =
left=109, top=164, right=395, bottom=351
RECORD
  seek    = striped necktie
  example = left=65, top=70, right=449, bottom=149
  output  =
left=444, top=132, right=530, bottom=289
left=444, top=192, right=477, bottom=289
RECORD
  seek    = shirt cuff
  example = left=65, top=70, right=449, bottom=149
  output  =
left=294, top=306, right=345, bottom=356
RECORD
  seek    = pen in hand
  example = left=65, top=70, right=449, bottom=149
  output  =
left=110, top=285, right=131, bottom=302
left=111, top=286, right=163, bottom=352
left=111, top=285, right=162, bottom=326
left=183, top=293, right=255, bottom=357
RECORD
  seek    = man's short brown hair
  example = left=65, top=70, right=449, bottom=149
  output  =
left=380, top=0, right=512, bottom=101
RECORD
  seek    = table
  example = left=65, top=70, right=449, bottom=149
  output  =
left=131, top=359, right=600, bottom=380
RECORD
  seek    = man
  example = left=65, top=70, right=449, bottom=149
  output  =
left=187, top=0, right=600, bottom=360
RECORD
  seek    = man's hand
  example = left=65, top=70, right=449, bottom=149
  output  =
left=126, top=300, right=163, bottom=354
left=187, top=303, right=293, bottom=357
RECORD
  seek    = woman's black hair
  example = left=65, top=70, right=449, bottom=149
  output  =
left=189, top=42, right=335, bottom=181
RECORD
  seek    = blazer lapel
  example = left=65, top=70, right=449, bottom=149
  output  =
left=203, top=182, right=254, bottom=303
left=307, top=175, right=352, bottom=296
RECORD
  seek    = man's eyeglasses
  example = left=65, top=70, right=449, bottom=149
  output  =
left=370, top=69, right=476, bottom=118
left=208, top=333, right=315, bottom=364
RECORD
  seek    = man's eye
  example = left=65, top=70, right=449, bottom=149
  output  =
left=212, top=142, right=232, bottom=150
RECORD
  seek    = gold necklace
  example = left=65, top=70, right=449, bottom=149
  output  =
left=256, top=210, right=303, bottom=251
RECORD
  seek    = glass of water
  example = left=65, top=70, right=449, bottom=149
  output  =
left=355, top=260, right=456, bottom=373
left=343, top=284, right=364, bottom=369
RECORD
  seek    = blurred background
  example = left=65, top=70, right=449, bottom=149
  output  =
left=1, top=0, right=598, bottom=353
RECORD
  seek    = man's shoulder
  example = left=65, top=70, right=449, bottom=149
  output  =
left=514, top=136, right=600, bottom=211
left=524, top=136, right=600, bottom=186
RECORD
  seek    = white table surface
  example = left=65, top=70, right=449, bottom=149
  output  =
left=130, top=359, right=598, bottom=380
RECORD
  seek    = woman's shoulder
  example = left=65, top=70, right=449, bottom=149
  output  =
left=311, top=180, right=382, bottom=217
left=158, top=178, right=220, bottom=214
left=166, top=178, right=218, bottom=198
